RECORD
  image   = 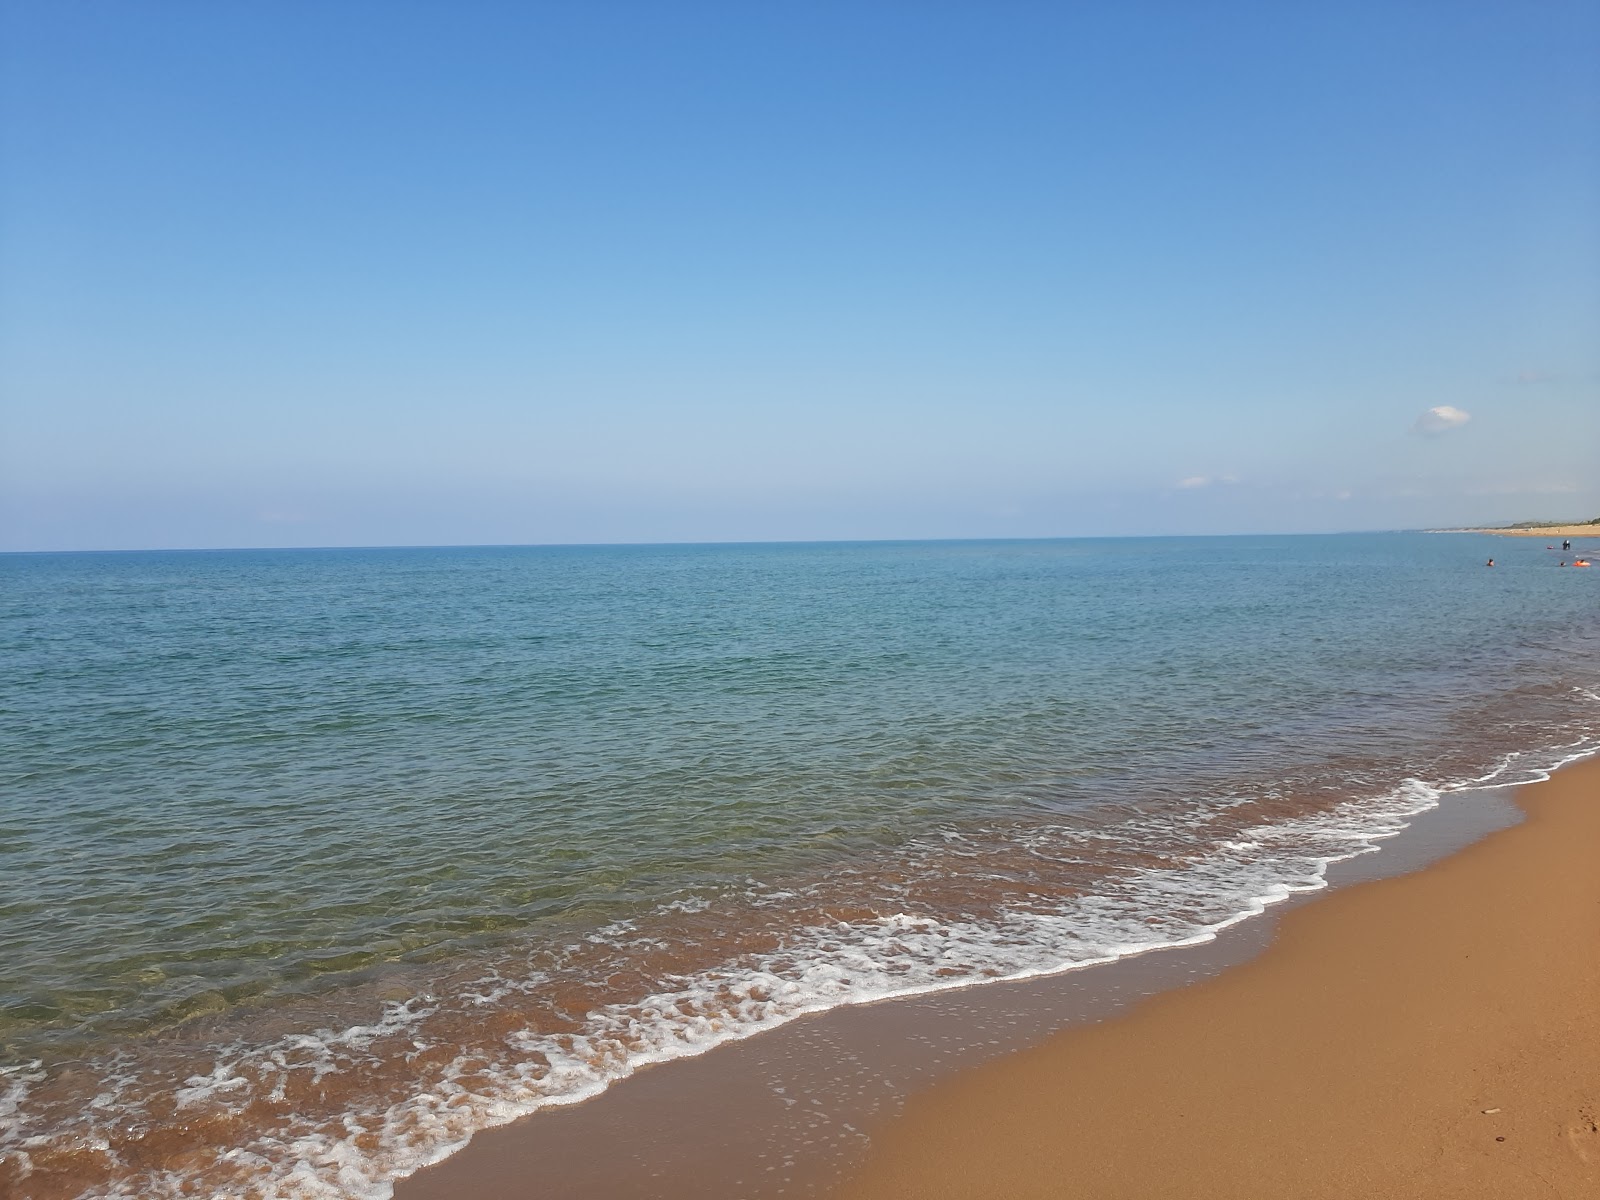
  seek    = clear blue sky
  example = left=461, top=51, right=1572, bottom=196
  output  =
left=2, top=1, right=1596, bottom=550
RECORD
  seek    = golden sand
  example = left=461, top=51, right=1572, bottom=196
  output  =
left=836, top=757, right=1600, bottom=1199
left=1460, top=525, right=1600, bottom=538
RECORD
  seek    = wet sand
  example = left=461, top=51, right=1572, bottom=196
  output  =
left=393, top=772, right=1548, bottom=1200
left=837, top=755, right=1600, bottom=1200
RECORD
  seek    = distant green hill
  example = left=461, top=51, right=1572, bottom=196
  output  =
left=1501, top=517, right=1600, bottom=529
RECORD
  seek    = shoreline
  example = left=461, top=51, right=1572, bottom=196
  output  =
left=9, top=545, right=1600, bottom=1200
left=1435, top=525, right=1600, bottom=538
left=390, top=762, right=1572, bottom=1199
left=836, top=754, right=1600, bottom=1199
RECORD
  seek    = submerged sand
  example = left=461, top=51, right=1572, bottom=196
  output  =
left=836, top=756, right=1600, bottom=1200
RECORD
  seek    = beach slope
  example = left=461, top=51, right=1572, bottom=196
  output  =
left=837, top=757, right=1600, bottom=1200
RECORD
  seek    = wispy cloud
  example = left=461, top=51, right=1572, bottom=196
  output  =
left=1515, top=369, right=1560, bottom=384
left=1410, top=405, right=1471, bottom=435
left=1176, top=474, right=1240, bottom=490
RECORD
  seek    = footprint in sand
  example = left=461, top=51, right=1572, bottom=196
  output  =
left=1565, top=1107, right=1599, bottom=1163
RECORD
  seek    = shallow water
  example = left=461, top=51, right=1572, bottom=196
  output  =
left=3, top=533, right=1598, bottom=1198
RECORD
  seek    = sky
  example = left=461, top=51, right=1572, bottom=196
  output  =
left=2, top=1, right=1597, bottom=551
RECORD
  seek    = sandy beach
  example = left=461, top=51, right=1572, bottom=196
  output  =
left=1459, top=525, right=1600, bottom=538
left=391, top=755, right=1596, bottom=1200
left=836, top=755, right=1600, bottom=1200
left=8, top=3, right=1599, bottom=1196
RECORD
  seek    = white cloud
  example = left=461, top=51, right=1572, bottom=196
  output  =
left=1177, top=475, right=1211, bottom=489
left=1411, top=405, right=1472, bottom=435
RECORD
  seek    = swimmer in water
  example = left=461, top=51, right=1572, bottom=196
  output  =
left=1486, top=558, right=1495, bottom=567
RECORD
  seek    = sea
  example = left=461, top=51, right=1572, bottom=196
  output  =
left=3, top=533, right=1598, bottom=1199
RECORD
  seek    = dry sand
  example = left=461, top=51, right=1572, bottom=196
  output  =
left=835, top=756, right=1600, bottom=1200
left=1461, top=525, right=1600, bottom=538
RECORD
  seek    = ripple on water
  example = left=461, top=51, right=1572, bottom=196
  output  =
left=2, top=536, right=1599, bottom=1196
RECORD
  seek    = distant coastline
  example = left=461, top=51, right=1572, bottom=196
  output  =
left=1431, top=521, right=1600, bottom=538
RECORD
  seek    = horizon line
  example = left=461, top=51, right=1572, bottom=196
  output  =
left=0, top=528, right=1440, bottom=555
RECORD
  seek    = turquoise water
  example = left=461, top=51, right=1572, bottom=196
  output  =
left=3, top=534, right=1599, bottom=1198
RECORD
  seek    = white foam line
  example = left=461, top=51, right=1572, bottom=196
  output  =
left=25, top=733, right=1600, bottom=1200
left=370, top=742, right=1600, bottom=1195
